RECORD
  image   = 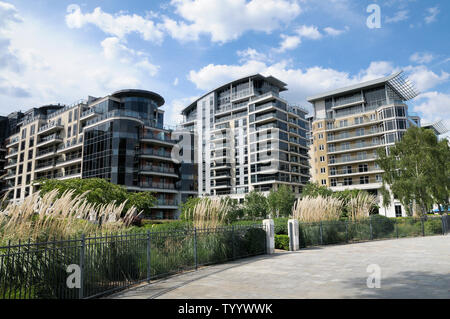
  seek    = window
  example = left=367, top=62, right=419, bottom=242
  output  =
left=320, top=167, right=326, bottom=174
left=354, top=117, right=363, bottom=125
left=320, top=156, right=325, bottom=162
left=68, top=111, right=73, bottom=123
left=339, top=120, right=348, bottom=128
left=330, top=167, right=337, bottom=176
left=317, top=122, right=323, bottom=129
left=376, top=174, right=382, bottom=182
left=321, top=179, right=327, bottom=185
left=30, top=125, right=35, bottom=135
left=343, top=178, right=352, bottom=186
left=319, top=145, right=325, bottom=151
left=360, top=176, right=370, bottom=184
left=359, top=164, right=368, bottom=172
left=370, top=114, right=377, bottom=121
left=395, top=205, right=402, bottom=218
left=330, top=178, right=337, bottom=187
left=22, top=128, right=27, bottom=139
left=318, top=133, right=324, bottom=139
left=67, top=126, right=72, bottom=138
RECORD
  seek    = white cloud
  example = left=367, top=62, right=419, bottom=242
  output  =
left=296, top=25, right=322, bottom=40
left=385, top=10, right=409, bottom=23
left=237, top=48, right=268, bottom=62
left=188, top=59, right=450, bottom=115
left=162, top=96, right=199, bottom=125
left=276, top=34, right=302, bottom=53
left=412, top=92, right=450, bottom=129
left=425, top=7, right=439, bottom=24
left=404, top=65, right=449, bottom=92
left=163, top=0, right=302, bottom=43
left=173, top=77, right=179, bottom=86
left=323, top=26, right=348, bottom=36
left=65, top=4, right=164, bottom=43
left=0, top=4, right=164, bottom=115
left=410, top=52, right=434, bottom=64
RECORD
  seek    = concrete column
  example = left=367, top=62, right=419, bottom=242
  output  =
left=288, top=219, right=300, bottom=251
left=263, top=219, right=275, bottom=254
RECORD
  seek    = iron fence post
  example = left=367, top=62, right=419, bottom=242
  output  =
left=395, top=219, right=399, bottom=238
left=231, top=225, right=236, bottom=260
left=345, top=220, right=349, bottom=243
left=193, top=228, right=198, bottom=270
left=319, top=221, right=323, bottom=245
left=369, top=215, right=373, bottom=240
left=79, top=234, right=85, bottom=299
left=441, top=216, right=445, bottom=236
left=421, top=217, right=425, bottom=237
left=146, top=231, right=151, bottom=282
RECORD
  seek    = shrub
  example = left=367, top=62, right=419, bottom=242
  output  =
left=275, top=235, right=290, bottom=250
left=371, top=215, right=395, bottom=239
left=274, top=218, right=289, bottom=235
left=424, top=218, right=443, bottom=235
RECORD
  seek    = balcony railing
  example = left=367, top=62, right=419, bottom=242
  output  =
left=330, top=167, right=382, bottom=176
left=37, top=134, right=62, bottom=146
left=140, top=165, right=176, bottom=174
left=38, top=121, right=63, bottom=133
left=140, top=182, right=176, bottom=190
left=328, top=129, right=382, bottom=141
left=329, top=141, right=383, bottom=153
left=156, top=199, right=179, bottom=206
left=330, top=155, right=378, bottom=165
left=138, top=149, right=172, bottom=158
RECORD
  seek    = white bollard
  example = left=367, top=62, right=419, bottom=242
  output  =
left=263, top=219, right=275, bottom=254
left=288, top=219, right=300, bottom=251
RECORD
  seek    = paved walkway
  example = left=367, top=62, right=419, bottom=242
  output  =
left=110, top=236, right=450, bottom=299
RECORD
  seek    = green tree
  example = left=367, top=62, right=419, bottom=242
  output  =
left=243, top=191, right=269, bottom=220
left=301, top=182, right=333, bottom=198
left=267, top=185, right=296, bottom=217
left=376, top=126, right=449, bottom=216
left=36, top=178, right=156, bottom=215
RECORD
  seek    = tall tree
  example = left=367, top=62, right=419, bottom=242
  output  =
left=267, top=185, right=296, bottom=217
left=243, top=191, right=269, bottom=220
left=376, top=127, right=449, bottom=216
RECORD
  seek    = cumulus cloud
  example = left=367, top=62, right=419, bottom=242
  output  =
left=162, top=0, right=302, bottom=43
left=0, top=2, right=164, bottom=115
left=412, top=92, right=450, bottom=133
left=188, top=59, right=449, bottom=114
left=323, top=26, right=348, bottom=36
left=162, top=96, right=199, bottom=125
left=237, top=48, right=268, bottom=63
left=424, top=7, right=439, bottom=24
left=409, top=52, right=434, bottom=64
left=404, top=65, right=449, bottom=92
left=66, top=4, right=164, bottom=43
left=385, top=10, right=409, bottom=23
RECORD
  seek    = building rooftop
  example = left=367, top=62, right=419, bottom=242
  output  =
left=182, top=74, right=288, bottom=114
left=422, top=120, right=449, bottom=135
left=111, top=89, right=165, bottom=107
left=307, top=71, right=419, bottom=103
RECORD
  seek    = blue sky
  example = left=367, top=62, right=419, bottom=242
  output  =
left=0, top=0, right=449, bottom=132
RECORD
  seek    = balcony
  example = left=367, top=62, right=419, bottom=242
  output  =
left=328, top=141, right=384, bottom=154
left=140, top=182, right=177, bottom=191
left=35, top=149, right=58, bottom=160
left=139, top=165, right=177, bottom=177
left=37, top=134, right=63, bottom=148
left=58, top=137, right=83, bottom=153
left=38, top=122, right=64, bottom=135
left=55, top=154, right=82, bottom=168
left=35, top=162, right=56, bottom=173
left=327, top=118, right=382, bottom=132
left=330, top=168, right=383, bottom=178
left=4, top=160, right=18, bottom=170
left=5, top=150, right=18, bottom=159
left=140, top=132, right=176, bottom=146
left=138, top=149, right=173, bottom=159
left=80, top=108, right=97, bottom=120
left=328, top=128, right=383, bottom=142
left=250, top=91, right=278, bottom=103
left=5, top=136, right=19, bottom=148
left=329, top=155, right=378, bottom=166
left=155, top=199, right=179, bottom=207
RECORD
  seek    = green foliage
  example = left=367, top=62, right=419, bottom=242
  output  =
left=243, top=191, right=269, bottom=220
left=275, top=234, right=290, bottom=250
left=267, top=185, right=296, bottom=217
left=424, top=218, right=443, bottom=235
left=274, top=218, right=289, bottom=235
left=36, top=178, right=156, bottom=215
left=302, top=182, right=333, bottom=198
left=376, top=126, right=450, bottom=216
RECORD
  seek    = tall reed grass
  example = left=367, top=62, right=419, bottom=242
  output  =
left=347, top=192, right=377, bottom=221
left=292, top=196, right=344, bottom=223
left=0, top=190, right=141, bottom=243
left=186, top=198, right=231, bottom=229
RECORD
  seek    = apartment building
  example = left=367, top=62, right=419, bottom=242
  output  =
left=181, top=74, right=310, bottom=201
left=1, top=89, right=196, bottom=219
left=307, top=71, right=421, bottom=217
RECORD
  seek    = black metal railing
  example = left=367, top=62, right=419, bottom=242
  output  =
left=0, top=225, right=266, bottom=299
left=297, top=216, right=448, bottom=248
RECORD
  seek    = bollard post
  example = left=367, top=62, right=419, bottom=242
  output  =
left=288, top=219, right=300, bottom=251
left=395, top=219, right=399, bottom=238
left=263, top=219, right=275, bottom=254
